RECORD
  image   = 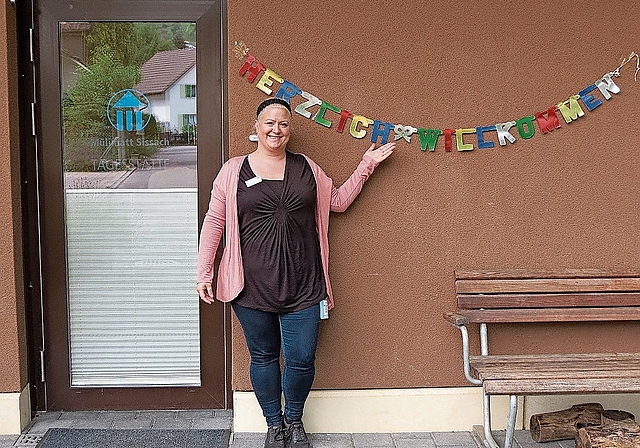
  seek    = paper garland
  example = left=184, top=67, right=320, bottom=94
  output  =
left=234, top=42, right=639, bottom=153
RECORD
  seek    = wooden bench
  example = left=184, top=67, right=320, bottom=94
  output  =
left=444, top=269, right=640, bottom=448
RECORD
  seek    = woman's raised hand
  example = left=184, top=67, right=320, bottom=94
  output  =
left=364, top=142, right=395, bottom=163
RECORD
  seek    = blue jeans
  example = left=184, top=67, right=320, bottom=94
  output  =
left=231, top=302, right=321, bottom=427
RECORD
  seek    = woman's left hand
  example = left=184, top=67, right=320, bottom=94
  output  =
left=364, top=142, right=395, bottom=163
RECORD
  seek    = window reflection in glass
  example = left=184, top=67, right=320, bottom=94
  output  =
left=61, top=22, right=197, bottom=190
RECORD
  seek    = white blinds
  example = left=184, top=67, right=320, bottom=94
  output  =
left=65, top=189, right=201, bottom=387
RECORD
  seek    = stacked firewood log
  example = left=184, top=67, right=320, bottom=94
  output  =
left=529, top=403, right=640, bottom=447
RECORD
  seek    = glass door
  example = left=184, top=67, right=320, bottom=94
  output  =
left=32, top=0, right=227, bottom=410
left=63, top=21, right=202, bottom=389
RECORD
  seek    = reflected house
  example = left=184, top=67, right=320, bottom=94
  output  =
left=60, top=22, right=91, bottom=91
left=134, top=48, right=197, bottom=143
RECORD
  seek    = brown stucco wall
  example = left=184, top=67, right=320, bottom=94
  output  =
left=227, top=0, right=640, bottom=391
left=0, top=1, right=28, bottom=392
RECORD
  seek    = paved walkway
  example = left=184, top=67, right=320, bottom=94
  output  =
left=0, top=411, right=575, bottom=448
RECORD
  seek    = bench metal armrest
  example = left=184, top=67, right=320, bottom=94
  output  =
left=444, top=313, right=481, bottom=385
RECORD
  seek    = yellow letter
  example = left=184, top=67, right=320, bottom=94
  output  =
left=349, top=115, right=374, bottom=139
left=556, top=95, right=585, bottom=124
left=256, top=68, right=284, bottom=95
left=456, top=128, right=475, bottom=151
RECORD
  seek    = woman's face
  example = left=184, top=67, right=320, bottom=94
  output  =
left=255, top=105, right=291, bottom=153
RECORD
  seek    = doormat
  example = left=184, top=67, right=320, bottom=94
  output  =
left=36, top=428, right=230, bottom=448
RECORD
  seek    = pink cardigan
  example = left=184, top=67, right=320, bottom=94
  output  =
left=196, top=152, right=379, bottom=310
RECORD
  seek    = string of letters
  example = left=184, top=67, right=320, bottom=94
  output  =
left=234, top=42, right=639, bottom=153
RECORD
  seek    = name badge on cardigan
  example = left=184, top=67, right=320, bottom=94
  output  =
left=245, top=176, right=262, bottom=187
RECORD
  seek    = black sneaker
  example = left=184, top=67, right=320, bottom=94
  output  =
left=264, top=425, right=285, bottom=448
left=285, top=420, right=311, bottom=448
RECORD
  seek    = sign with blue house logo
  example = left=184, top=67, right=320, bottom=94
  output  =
left=107, top=89, right=152, bottom=132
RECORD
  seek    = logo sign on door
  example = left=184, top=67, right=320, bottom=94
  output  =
left=106, top=88, right=152, bottom=132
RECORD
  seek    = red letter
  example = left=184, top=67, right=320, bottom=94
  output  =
left=336, top=110, right=353, bottom=133
left=534, top=106, right=561, bottom=134
left=443, top=129, right=456, bottom=152
left=238, top=55, right=266, bottom=83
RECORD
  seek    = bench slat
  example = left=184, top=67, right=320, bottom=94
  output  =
left=455, top=269, right=640, bottom=280
left=456, top=277, right=640, bottom=294
left=469, top=353, right=640, bottom=365
left=470, top=356, right=640, bottom=380
left=477, top=369, right=640, bottom=381
left=471, top=354, right=640, bottom=394
left=483, top=378, right=640, bottom=395
left=453, top=307, right=640, bottom=323
left=471, top=356, right=640, bottom=378
left=457, top=292, right=640, bottom=309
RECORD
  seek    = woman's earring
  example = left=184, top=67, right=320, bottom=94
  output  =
left=249, top=134, right=258, bottom=142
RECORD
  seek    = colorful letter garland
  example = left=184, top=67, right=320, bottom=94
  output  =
left=234, top=42, right=639, bottom=153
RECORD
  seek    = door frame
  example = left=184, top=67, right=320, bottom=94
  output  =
left=24, top=0, right=230, bottom=411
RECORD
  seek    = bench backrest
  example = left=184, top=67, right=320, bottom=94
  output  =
left=453, top=269, right=640, bottom=323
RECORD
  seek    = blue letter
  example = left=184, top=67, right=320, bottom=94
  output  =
left=370, top=120, right=394, bottom=144
left=579, top=84, right=602, bottom=111
left=476, top=125, right=496, bottom=149
left=275, top=80, right=302, bottom=104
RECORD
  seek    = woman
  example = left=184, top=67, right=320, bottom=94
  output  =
left=196, top=97, right=393, bottom=448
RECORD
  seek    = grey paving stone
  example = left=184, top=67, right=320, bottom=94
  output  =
left=26, top=417, right=74, bottom=434
left=393, top=432, right=437, bottom=448
left=513, top=430, right=565, bottom=448
left=107, top=411, right=141, bottom=420
left=310, top=433, right=354, bottom=448
left=177, top=409, right=216, bottom=419
left=0, top=435, right=18, bottom=446
left=214, top=409, right=232, bottom=419
left=228, top=432, right=266, bottom=447
left=151, top=417, right=191, bottom=429
left=58, top=411, right=103, bottom=421
left=352, top=432, right=394, bottom=447
left=191, top=415, right=232, bottom=430
left=110, top=418, right=153, bottom=429
left=395, top=438, right=437, bottom=448
left=482, top=429, right=565, bottom=448
left=516, top=441, right=565, bottom=448
left=431, top=431, right=478, bottom=446
left=138, top=410, right=178, bottom=420
left=70, top=418, right=114, bottom=429
left=31, top=411, right=62, bottom=422
left=392, top=432, right=435, bottom=440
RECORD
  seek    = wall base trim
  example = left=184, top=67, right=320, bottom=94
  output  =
left=233, top=387, right=515, bottom=433
left=0, top=384, right=31, bottom=435
left=234, top=387, right=640, bottom=434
